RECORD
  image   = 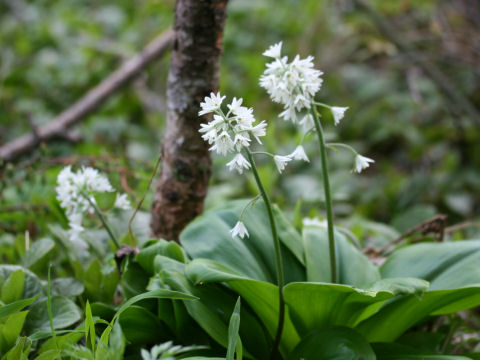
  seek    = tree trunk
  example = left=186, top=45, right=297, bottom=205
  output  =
left=150, top=0, right=228, bottom=241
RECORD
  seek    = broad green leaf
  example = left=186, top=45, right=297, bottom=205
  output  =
left=37, top=330, right=84, bottom=353
left=1, top=270, right=25, bottom=304
left=22, top=238, right=55, bottom=272
left=287, top=327, right=376, bottom=360
left=185, top=258, right=300, bottom=357
left=302, top=225, right=380, bottom=287
left=180, top=199, right=305, bottom=284
left=136, top=240, right=185, bottom=275
left=118, top=305, right=168, bottom=345
left=99, top=288, right=197, bottom=346
left=51, top=278, right=84, bottom=297
left=25, top=296, right=82, bottom=333
left=283, top=282, right=394, bottom=336
left=372, top=342, right=472, bottom=359
left=356, top=286, right=480, bottom=342
left=160, top=262, right=270, bottom=360
left=381, top=240, right=480, bottom=290
left=0, top=296, right=38, bottom=320
left=226, top=297, right=241, bottom=360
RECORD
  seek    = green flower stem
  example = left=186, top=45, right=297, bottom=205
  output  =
left=326, top=142, right=358, bottom=155
left=81, top=192, right=120, bottom=250
left=244, top=148, right=285, bottom=360
left=311, top=107, right=338, bottom=284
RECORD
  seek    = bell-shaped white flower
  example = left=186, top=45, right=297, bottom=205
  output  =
left=226, top=153, right=251, bottom=174
left=290, top=145, right=309, bottom=162
left=263, top=42, right=282, bottom=59
left=273, top=155, right=292, bottom=173
left=331, top=106, right=348, bottom=126
left=209, top=131, right=234, bottom=155
left=230, top=221, right=249, bottom=239
left=354, top=154, right=374, bottom=173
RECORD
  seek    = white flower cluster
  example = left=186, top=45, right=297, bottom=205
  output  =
left=199, top=93, right=267, bottom=174
left=56, top=166, right=131, bottom=244
left=260, top=42, right=323, bottom=124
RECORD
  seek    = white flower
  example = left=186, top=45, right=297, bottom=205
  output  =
left=299, top=114, right=314, bottom=129
left=354, top=154, right=374, bottom=173
left=331, top=106, right=348, bottom=126
left=230, top=221, right=249, bottom=239
left=227, top=97, right=243, bottom=114
left=273, top=155, right=292, bottom=173
left=114, top=193, right=131, bottom=210
left=250, top=121, right=267, bottom=143
left=226, top=153, right=251, bottom=174
left=263, top=42, right=282, bottom=59
left=260, top=45, right=323, bottom=124
left=199, top=95, right=267, bottom=171
left=56, top=166, right=127, bottom=246
left=290, top=145, right=309, bottom=162
left=199, top=92, right=226, bottom=116
left=302, top=217, right=327, bottom=227
left=209, top=131, right=234, bottom=155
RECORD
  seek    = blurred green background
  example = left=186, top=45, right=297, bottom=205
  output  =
left=1, top=0, right=479, bottom=243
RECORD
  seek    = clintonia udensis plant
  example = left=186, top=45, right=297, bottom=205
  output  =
left=198, top=41, right=374, bottom=357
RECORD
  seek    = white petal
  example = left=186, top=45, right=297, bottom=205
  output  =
left=331, top=106, right=348, bottom=126
left=354, top=154, right=374, bottom=173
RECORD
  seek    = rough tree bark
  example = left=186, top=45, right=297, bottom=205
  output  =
left=150, top=0, right=229, bottom=241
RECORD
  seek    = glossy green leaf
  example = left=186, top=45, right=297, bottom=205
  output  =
left=302, top=225, right=380, bottom=288
left=159, top=258, right=271, bottom=360
left=185, top=258, right=300, bottom=357
left=287, top=327, right=376, bottom=360
left=180, top=199, right=305, bottom=284
left=136, top=239, right=185, bottom=275
left=283, top=281, right=394, bottom=336
left=99, top=288, right=197, bottom=346
left=381, top=240, right=480, bottom=290
left=118, top=305, right=168, bottom=344
left=356, top=285, right=480, bottom=342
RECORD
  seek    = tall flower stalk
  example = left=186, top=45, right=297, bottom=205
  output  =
left=198, top=93, right=297, bottom=358
left=260, top=42, right=374, bottom=284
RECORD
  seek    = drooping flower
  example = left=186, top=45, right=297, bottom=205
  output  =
left=290, top=145, right=309, bottom=162
left=230, top=221, right=249, bottom=239
left=331, top=106, right=348, bottom=126
left=226, top=153, right=251, bottom=174
left=260, top=44, right=323, bottom=123
left=353, top=154, right=375, bottom=173
left=273, top=155, right=292, bottom=173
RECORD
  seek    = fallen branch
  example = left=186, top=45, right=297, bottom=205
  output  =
left=0, top=29, right=174, bottom=163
